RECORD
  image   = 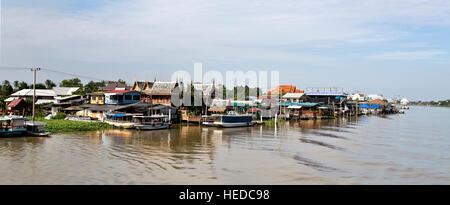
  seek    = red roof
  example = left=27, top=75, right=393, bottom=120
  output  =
left=8, top=99, right=24, bottom=108
left=368, top=99, right=388, bottom=105
left=104, top=90, right=134, bottom=94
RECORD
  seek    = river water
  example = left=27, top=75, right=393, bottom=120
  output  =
left=0, top=106, right=449, bottom=184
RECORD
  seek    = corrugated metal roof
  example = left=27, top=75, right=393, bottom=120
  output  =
left=150, top=82, right=177, bottom=93
left=104, top=90, right=137, bottom=94
left=11, top=89, right=57, bottom=97
left=52, top=87, right=80, bottom=96
left=306, top=91, right=346, bottom=96
left=36, top=99, right=57, bottom=104
left=5, top=97, right=18, bottom=102
left=280, top=102, right=318, bottom=107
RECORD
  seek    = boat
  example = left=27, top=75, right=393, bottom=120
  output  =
left=25, top=121, right=52, bottom=136
left=132, top=115, right=171, bottom=130
left=104, top=112, right=141, bottom=129
left=202, top=111, right=255, bottom=128
left=0, top=116, right=27, bottom=137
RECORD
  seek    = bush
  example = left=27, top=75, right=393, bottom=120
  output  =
left=42, top=120, right=113, bottom=132
left=52, top=112, right=67, bottom=120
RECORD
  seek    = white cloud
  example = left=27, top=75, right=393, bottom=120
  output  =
left=2, top=0, right=450, bottom=67
left=366, top=50, right=447, bottom=60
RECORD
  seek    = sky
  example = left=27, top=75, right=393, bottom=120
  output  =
left=1, top=0, right=450, bottom=101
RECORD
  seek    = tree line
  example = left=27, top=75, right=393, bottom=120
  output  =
left=0, top=78, right=127, bottom=113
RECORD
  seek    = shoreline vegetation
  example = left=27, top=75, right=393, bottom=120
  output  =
left=410, top=100, right=450, bottom=107
left=34, top=117, right=113, bottom=133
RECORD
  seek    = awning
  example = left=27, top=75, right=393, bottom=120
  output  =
left=370, top=104, right=381, bottom=109
left=360, top=104, right=371, bottom=108
left=287, top=105, right=302, bottom=109
left=106, top=113, right=126, bottom=117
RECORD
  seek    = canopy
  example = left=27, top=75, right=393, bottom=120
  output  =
left=106, top=113, right=126, bottom=117
left=287, top=105, right=302, bottom=109
left=360, top=104, right=371, bottom=108
left=247, top=108, right=261, bottom=113
left=370, top=104, right=381, bottom=109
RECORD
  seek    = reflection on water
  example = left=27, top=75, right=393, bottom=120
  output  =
left=0, top=106, right=449, bottom=184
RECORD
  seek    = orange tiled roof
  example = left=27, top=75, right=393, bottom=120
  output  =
left=268, top=85, right=303, bottom=95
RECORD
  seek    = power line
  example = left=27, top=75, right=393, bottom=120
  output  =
left=40, top=68, right=110, bottom=82
left=0, top=66, right=32, bottom=70
left=0, top=66, right=113, bottom=82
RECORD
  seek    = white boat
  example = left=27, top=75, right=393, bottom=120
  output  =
left=202, top=111, right=255, bottom=128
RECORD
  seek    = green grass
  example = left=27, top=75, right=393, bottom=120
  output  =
left=264, top=118, right=285, bottom=126
left=35, top=118, right=113, bottom=132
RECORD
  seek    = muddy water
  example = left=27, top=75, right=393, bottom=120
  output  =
left=0, top=106, right=449, bottom=184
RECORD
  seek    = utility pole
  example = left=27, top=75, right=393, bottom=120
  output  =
left=31, top=68, right=41, bottom=123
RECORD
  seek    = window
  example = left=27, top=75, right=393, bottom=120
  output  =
left=125, top=95, right=132, bottom=100
left=133, top=95, right=140, bottom=101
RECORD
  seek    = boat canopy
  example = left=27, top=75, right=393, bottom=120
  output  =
left=133, top=115, right=168, bottom=119
left=287, top=105, right=302, bottom=109
left=25, top=121, right=47, bottom=126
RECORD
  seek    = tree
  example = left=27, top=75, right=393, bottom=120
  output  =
left=13, top=81, right=20, bottom=91
left=19, top=81, right=29, bottom=90
left=45, top=79, right=56, bottom=89
left=60, top=78, right=83, bottom=87
left=81, top=81, right=106, bottom=94
left=0, top=80, right=13, bottom=97
left=35, top=83, right=46, bottom=89
left=117, top=79, right=126, bottom=84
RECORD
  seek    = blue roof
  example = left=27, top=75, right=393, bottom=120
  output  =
left=306, top=92, right=346, bottom=96
left=360, top=104, right=381, bottom=109
left=280, top=102, right=318, bottom=107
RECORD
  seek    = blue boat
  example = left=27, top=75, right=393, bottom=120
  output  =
left=0, top=116, right=27, bottom=137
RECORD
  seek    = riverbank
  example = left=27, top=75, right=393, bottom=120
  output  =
left=35, top=118, right=113, bottom=132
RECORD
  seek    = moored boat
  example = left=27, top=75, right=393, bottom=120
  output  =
left=132, top=115, right=171, bottom=130
left=105, top=112, right=140, bottom=129
left=202, top=111, right=255, bottom=128
left=25, top=121, right=52, bottom=136
left=0, top=116, right=28, bottom=137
